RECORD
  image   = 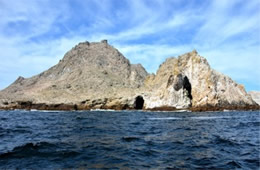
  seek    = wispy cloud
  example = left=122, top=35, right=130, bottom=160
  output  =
left=0, top=0, right=259, bottom=91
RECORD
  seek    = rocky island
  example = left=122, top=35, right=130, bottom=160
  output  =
left=0, top=40, right=259, bottom=111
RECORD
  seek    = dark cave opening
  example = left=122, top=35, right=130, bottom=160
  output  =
left=183, top=76, right=192, bottom=100
left=134, top=96, right=144, bottom=109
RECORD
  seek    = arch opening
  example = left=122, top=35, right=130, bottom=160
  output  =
left=183, top=76, right=192, bottom=100
left=134, top=96, right=144, bottom=109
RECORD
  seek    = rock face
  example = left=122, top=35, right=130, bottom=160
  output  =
left=249, top=91, right=260, bottom=105
left=0, top=40, right=258, bottom=111
left=143, top=50, right=258, bottom=111
left=0, top=40, right=148, bottom=110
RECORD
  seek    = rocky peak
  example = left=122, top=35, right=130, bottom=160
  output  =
left=63, top=40, right=129, bottom=64
left=13, top=76, right=25, bottom=84
left=41, top=40, right=136, bottom=82
left=101, top=39, right=108, bottom=44
left=54, top=40, right=148, bottom=85
left=191, top=49, right=198, bottom=55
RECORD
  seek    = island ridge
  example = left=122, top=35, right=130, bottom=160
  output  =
left=0, top=40, right=259, bottom=111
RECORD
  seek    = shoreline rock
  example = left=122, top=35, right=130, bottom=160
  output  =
left=0, top=102, right=259, bottom=112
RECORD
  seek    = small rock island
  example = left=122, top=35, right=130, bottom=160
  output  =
left=0, top=40, right=259, bottom=111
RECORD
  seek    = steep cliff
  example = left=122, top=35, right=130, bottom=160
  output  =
left=143, top=50, right=257, bottom=111
left=0, top=41, right=258, bottom=111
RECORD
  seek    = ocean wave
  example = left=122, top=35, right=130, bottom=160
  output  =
left=0, top=142, right=80, bottom=159
left=0, top=127, right=32, bottom=136
left=213, top=136, right=239, bottom=146
left=122, top=136, right=140, bottom=142
left=226, top=160, right=242, bottom=168
left=0, top=117, right=8, bottom=121
left=235, top=121, right=260, bottom=128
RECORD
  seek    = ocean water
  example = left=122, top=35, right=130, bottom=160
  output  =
left=0, top=110, right=259, bottom=169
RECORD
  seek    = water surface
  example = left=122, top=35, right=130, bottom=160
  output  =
left=0, top=110, right=259, bottom=169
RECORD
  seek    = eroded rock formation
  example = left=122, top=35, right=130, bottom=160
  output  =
left=143, top=50, right=258, bottom=111
left=249, top=91, right=260, bottom=105
left=0, top=40, right=258, bottom=111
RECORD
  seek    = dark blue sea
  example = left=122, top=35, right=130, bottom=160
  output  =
left=0, top=110, right=259, bottom=169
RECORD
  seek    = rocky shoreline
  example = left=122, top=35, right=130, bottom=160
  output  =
left=0, top=40, right=259, bottom=111
left=0, top=101, right=259, bottom=112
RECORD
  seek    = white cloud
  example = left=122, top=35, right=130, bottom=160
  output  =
left=114, top=43, right=192, bottom=73
left=0, top=0, right=69, bottom=40
left=193, top=0, right=260, bottom=46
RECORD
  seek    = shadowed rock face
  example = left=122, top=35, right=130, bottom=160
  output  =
left=171, top=74, right=192, bottom=100
left=0, top=41, right=258, bottom=111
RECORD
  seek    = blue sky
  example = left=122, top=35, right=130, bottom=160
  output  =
left=0, top=0, right=259, bottom=91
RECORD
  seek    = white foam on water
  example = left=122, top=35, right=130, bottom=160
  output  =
left=175, top=110, right=191, bottom=112
left=31, top=110, right=68, bottom=113
left=149, top=117, right=182, bottom=120
left=90, top=109, right=116, bottom=112
left=190, top=116, right=232, bottom=120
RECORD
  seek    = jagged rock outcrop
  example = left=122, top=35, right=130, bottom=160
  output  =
left=249, top=91, right=260, bottom=105
left=0, top=40, right=258, bottom=111
left=143, top=50, right=258, bottom=111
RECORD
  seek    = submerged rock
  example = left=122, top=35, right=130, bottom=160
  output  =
left=0, top=41, right=258, bottom=111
